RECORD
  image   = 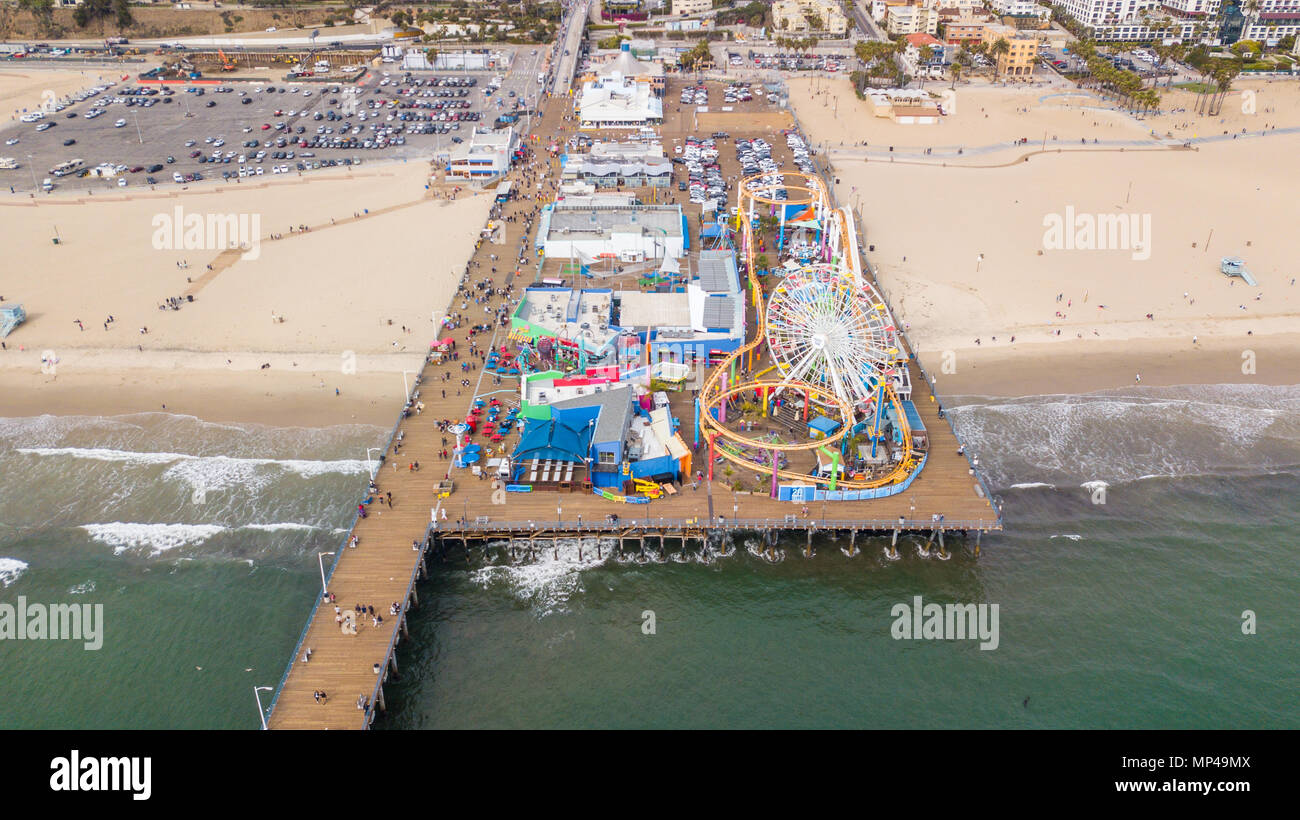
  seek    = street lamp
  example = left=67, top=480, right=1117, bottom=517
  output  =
left=253, top=685, right=273, bottom=730
left=402, top=369, right=419, bottom=399
left=317, top=551, right=335, bottom=598
left=26, top=155, right=36, bottom=191
left=366, top=447, right=382, bottom=479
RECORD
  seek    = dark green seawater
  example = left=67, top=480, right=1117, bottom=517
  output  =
left=2, top=384, right=1298, bottom=729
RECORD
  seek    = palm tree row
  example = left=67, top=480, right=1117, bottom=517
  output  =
left=1069, top=41, right=1160, bottom=112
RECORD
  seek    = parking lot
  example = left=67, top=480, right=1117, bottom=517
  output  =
left=1, top=67, right=512, bottom=193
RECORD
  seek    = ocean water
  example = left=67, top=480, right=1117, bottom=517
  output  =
left=1, top=385, right=1298, bottom=729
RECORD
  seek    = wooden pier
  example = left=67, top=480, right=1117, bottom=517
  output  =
left=266, top=77, right=1001, bottom=731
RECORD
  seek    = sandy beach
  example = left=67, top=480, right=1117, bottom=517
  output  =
left=787, top=76, right=1300, bottom=396
left=1, top=68, right=118, bottom=121
left=0, top=161, right=493, bottom=425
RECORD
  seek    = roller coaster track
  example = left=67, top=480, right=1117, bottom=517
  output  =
left=696, top=172, right=918, bottom=491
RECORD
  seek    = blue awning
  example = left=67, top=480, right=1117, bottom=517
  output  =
left=808, top=415, right=840, bottom=435
left=511, top=418, right=594, bottom=463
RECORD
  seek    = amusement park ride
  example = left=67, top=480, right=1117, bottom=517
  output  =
left=696, top=171, right=924, bottom=495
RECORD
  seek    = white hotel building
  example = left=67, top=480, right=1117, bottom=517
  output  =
left=1056, top=0, right=1300, bottom=44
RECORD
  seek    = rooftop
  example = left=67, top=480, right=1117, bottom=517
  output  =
left=545, top=203, right=683, bottom=241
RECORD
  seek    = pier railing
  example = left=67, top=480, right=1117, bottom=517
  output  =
left=265, top=380, right=417, bottom=725
left=437, top=516, right=1000, bottom=535
left=363, top=521, right=435, bottom=726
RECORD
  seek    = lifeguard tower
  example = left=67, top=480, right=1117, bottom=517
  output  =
left=1220, top=257, right=1258, bottom=287
left=0, top=304, right=25, bottom=338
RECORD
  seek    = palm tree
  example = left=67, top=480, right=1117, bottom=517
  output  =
left=989, top=37, right=1010, bottom=79
left=949, top=61, right=962, bottom=89
left=916, top=45, right=933, bottom=89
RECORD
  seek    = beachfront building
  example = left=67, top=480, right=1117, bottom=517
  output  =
left=1242, top=0, right=1300, bottom=43
left=904, top=32, right=949, bottom=69
left=864, top=87, right=944, bottom=123
left=537, top=201, right=686, bottom=262
left=938, top=7, right=999, bottom=44
left=671, top=0, right=712, bottom=14
left=566, top=142, right=673, bottom=188
left=883, top=1, right=941, bottom=36
left=982, top=24, right=1038, bottom=79
left=603, top=0, right=647, bottom=20
left=589, top=42, right=667, bottom=96
left=446, top=128, right=518, bottom=179
left=578, top=75, right=664, bottom=129
left=1052, top=0, right=1225, bottom=42
left=989, top=0, right=1050, bottom=18
left=772, top=0, right=851, bottom=34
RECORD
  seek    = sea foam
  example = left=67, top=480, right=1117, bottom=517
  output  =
left=0, top=557, right=29, bottom=588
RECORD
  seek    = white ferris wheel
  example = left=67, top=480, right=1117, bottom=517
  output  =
left=764, top=266, right=900, bottom=410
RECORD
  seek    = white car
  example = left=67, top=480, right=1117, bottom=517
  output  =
left=277, top=164, right=289, bottom=174
left=35, top=122, right=51, bottom=131
left=114, top=119, right=127, bottom=128
left=4, top=138, right=18, bottom=146
left=254, top=166, right=264, bottom=175
left=19, top=112, right=43, bottom=123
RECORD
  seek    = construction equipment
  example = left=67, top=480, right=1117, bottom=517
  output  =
left=632, top=478, right=664, bottom=499
left=218, top=48, right=235, bottom=71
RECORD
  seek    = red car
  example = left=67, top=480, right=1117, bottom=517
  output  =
left=260, top=123, right=271, bottom=130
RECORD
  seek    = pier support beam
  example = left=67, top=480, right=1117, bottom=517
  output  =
left=887, top=527, right=900, bottom=560
left=771, top=448, right=779, bottom=499
left=804, top=528, right=813, bottom=559
left=376, top=685, right=386, bottom=713
left=936, top=529, right=949, bottom=560
left=975, top=530, right=981, bottom=558
left=846, top=528, right=858, bottom=558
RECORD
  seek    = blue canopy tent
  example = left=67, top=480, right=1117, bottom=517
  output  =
left=510, top=417, right=595, bottom=484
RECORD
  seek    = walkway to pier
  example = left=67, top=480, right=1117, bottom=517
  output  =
left=267, top=82, right=577, bottom=733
